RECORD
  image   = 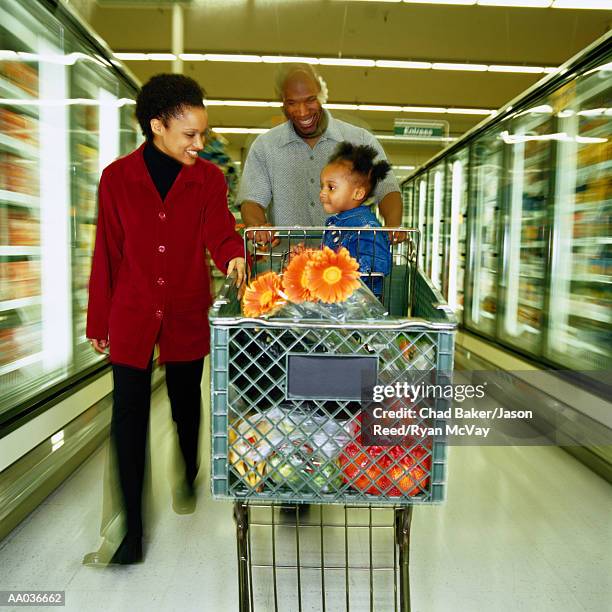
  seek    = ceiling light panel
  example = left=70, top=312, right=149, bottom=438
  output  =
left=179, top=53, right=206, bottom=61
left=323, top=103, right=360, bottom=110
left=552, top=0, right=612, bottom=8
left=402, top=106, right=448, bottom=113
left=113, top=52, right=558, bottom=74
left=488, top=64, right=545, bottom=73
left=403, top=1, right=476, bottom=4
left=147, top=53, right=176, bottom=60
left=432, top=62, right=488, bottom=71
left=205, top=54, right=261, bottom=62
left=478, top=1, right=552, bottom=7
left=262, top=56, right=319, bottom=64
left=375, top=60, right=432, bottom=69
left=359, top=104, right=405, bottom=112
left=204, top=99, right=496, bottom=115
left=319, top=58, right=377, bottom=67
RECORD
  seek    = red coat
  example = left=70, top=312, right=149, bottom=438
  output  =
left=86, top=144, right=243, bottom=369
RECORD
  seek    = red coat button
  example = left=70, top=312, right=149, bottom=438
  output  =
left=157, top=277, right=165, bottom=286
left=158, top=211, right=166, bottom=220
left=155, top=310, right=163, bottom=319
left=158, top=245, right=166, bottom=253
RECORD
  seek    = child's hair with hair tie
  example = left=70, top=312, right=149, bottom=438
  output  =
left=328, top=142, right=391, bottom=198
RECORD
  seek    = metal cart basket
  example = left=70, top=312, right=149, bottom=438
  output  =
left=209, top=227, right=457, bottom=611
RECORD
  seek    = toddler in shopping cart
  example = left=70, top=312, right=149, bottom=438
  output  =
left=320, top=142, right=392, bottom=298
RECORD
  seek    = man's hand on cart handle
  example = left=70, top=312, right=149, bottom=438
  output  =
left=246, top=224, right=281, bottom=247
left=227, top=257, right=247, bottom=298
left=388, top=229, right=408, bottom=244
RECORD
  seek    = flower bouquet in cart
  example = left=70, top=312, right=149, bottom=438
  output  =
left=242, top=244, right=387, bottom=322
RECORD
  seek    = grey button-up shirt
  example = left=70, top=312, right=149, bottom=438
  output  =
left=237, top=111, right=400, bottom=226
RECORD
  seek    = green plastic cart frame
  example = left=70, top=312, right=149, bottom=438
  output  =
left=209, top=227, right=457, bottom=611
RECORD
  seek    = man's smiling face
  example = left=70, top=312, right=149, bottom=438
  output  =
left=282, top=72, right=323, bottom=138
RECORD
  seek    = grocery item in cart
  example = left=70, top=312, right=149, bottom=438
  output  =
left=268, top=439, right=342, bottom=493
left=337, top=413, right=432, bottom=497
left=229, top=406, right=351, bottom=494
left=339, top=440, right=431, bottom=497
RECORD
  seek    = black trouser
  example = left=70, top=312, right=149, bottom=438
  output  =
left=111, top=357, right=204, bottom=540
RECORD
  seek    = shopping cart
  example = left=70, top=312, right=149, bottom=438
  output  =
left=209, top=227, right=457, bottom=612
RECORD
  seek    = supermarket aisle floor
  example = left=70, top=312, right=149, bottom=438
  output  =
left=0, top=361, right=610, bottom=612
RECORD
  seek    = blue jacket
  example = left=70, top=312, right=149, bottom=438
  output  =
left=323, top=206, right=391, bottom=295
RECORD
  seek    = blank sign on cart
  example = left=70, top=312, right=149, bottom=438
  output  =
left=286, top=354, right=378, bottom=402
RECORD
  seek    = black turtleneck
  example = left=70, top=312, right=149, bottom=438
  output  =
left=143, top=140, right=182, bottom=201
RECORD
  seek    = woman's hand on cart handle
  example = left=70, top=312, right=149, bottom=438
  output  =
left=89, top=338, right=109, bottom=354
left=245, top=224, right=281, bottom=247
left=227, top=257, right=247, bottom=297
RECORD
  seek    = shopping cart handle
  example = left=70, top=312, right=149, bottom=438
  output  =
left=212, top=277, right=237, bottom=308
left=433, top=302, right=456, bottom=318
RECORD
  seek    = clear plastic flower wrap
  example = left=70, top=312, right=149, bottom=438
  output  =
left=274, top=280, right=388, bottom=323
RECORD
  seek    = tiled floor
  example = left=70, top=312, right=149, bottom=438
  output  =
left=1, top=360, right=610, bottom=611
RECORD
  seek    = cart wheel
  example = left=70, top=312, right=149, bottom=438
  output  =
left=234, top=503, right=251, bottom=612
left=395, top=507, right=413, bottom=612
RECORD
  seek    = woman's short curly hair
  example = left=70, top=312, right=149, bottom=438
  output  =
left=135, top=73, right=206, bottom=140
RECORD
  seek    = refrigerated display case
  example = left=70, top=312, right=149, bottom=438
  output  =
left=445, top=150, right=469, bottom=320
left=466, top=130, right=503, bottom=338
left=429, top=162, right=445, bottom=291
left=499, top=106, right=554, bottom=354
left=0, top=0, right=140, bottom=417
left=400, top=30, right=611, bottom=387
left=547, top=57, right=611, bottom=372
left=401, top=181, right=414, bottom=227
left=416, top=175, right=427, bottom=270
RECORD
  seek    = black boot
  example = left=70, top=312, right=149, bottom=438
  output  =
left=82, top=534, right=143, bottom=567
left=172, top=479, right=197, bottom=515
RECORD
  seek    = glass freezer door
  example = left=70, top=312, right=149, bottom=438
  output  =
left=401, top=181, right=414, bottom=227
left=547, top=57, right=612, bottom=373
left=65, top=33, right=122, bottom=371
left=499, top=108, right=553, bottom=354
left=416, top=176, right=427, bottom=270
left=430, top=163, right=445, bottom=290
left=446, top=150, right=469, bottom=320
left=0, top=0, right=69, bottom=413
left=466, top=132, right=502, bottom=337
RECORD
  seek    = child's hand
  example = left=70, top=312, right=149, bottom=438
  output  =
left=227, top=257, right=247, bottom=297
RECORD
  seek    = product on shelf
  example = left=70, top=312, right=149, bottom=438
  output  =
left=0, top=309, right=42, bottom=366
left=482, top=295, right=497, bottom=314
left=0, top=152, right=39, bottom=195
left=75, top=143, right=97, bottom=174
left=7, top=209, right=39, bottom=245
left=0, top=61, right=38, bottom=96
left=0, top=108, right=38, bottom=145
left=0, top=259, right=41, bottom=301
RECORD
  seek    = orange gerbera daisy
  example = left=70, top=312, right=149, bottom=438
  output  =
left=242, top=271, right=284, bottom=317
left=304, top=246, right=360, bottom=303
left=282, top=248, right=317, bottom=303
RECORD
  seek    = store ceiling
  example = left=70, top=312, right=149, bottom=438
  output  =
left=84, top=0, right=612, bottom=166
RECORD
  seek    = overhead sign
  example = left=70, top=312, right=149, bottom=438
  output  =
left=394, top=119, right=449, bottom=139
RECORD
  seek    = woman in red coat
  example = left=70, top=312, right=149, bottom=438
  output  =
left=85, top=74, right=245, bottom=565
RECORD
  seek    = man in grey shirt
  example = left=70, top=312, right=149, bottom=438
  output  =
left=238, top=63, right=403, bottom=241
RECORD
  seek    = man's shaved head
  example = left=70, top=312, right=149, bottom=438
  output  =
left=274, top=63, right=327, bottom=103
